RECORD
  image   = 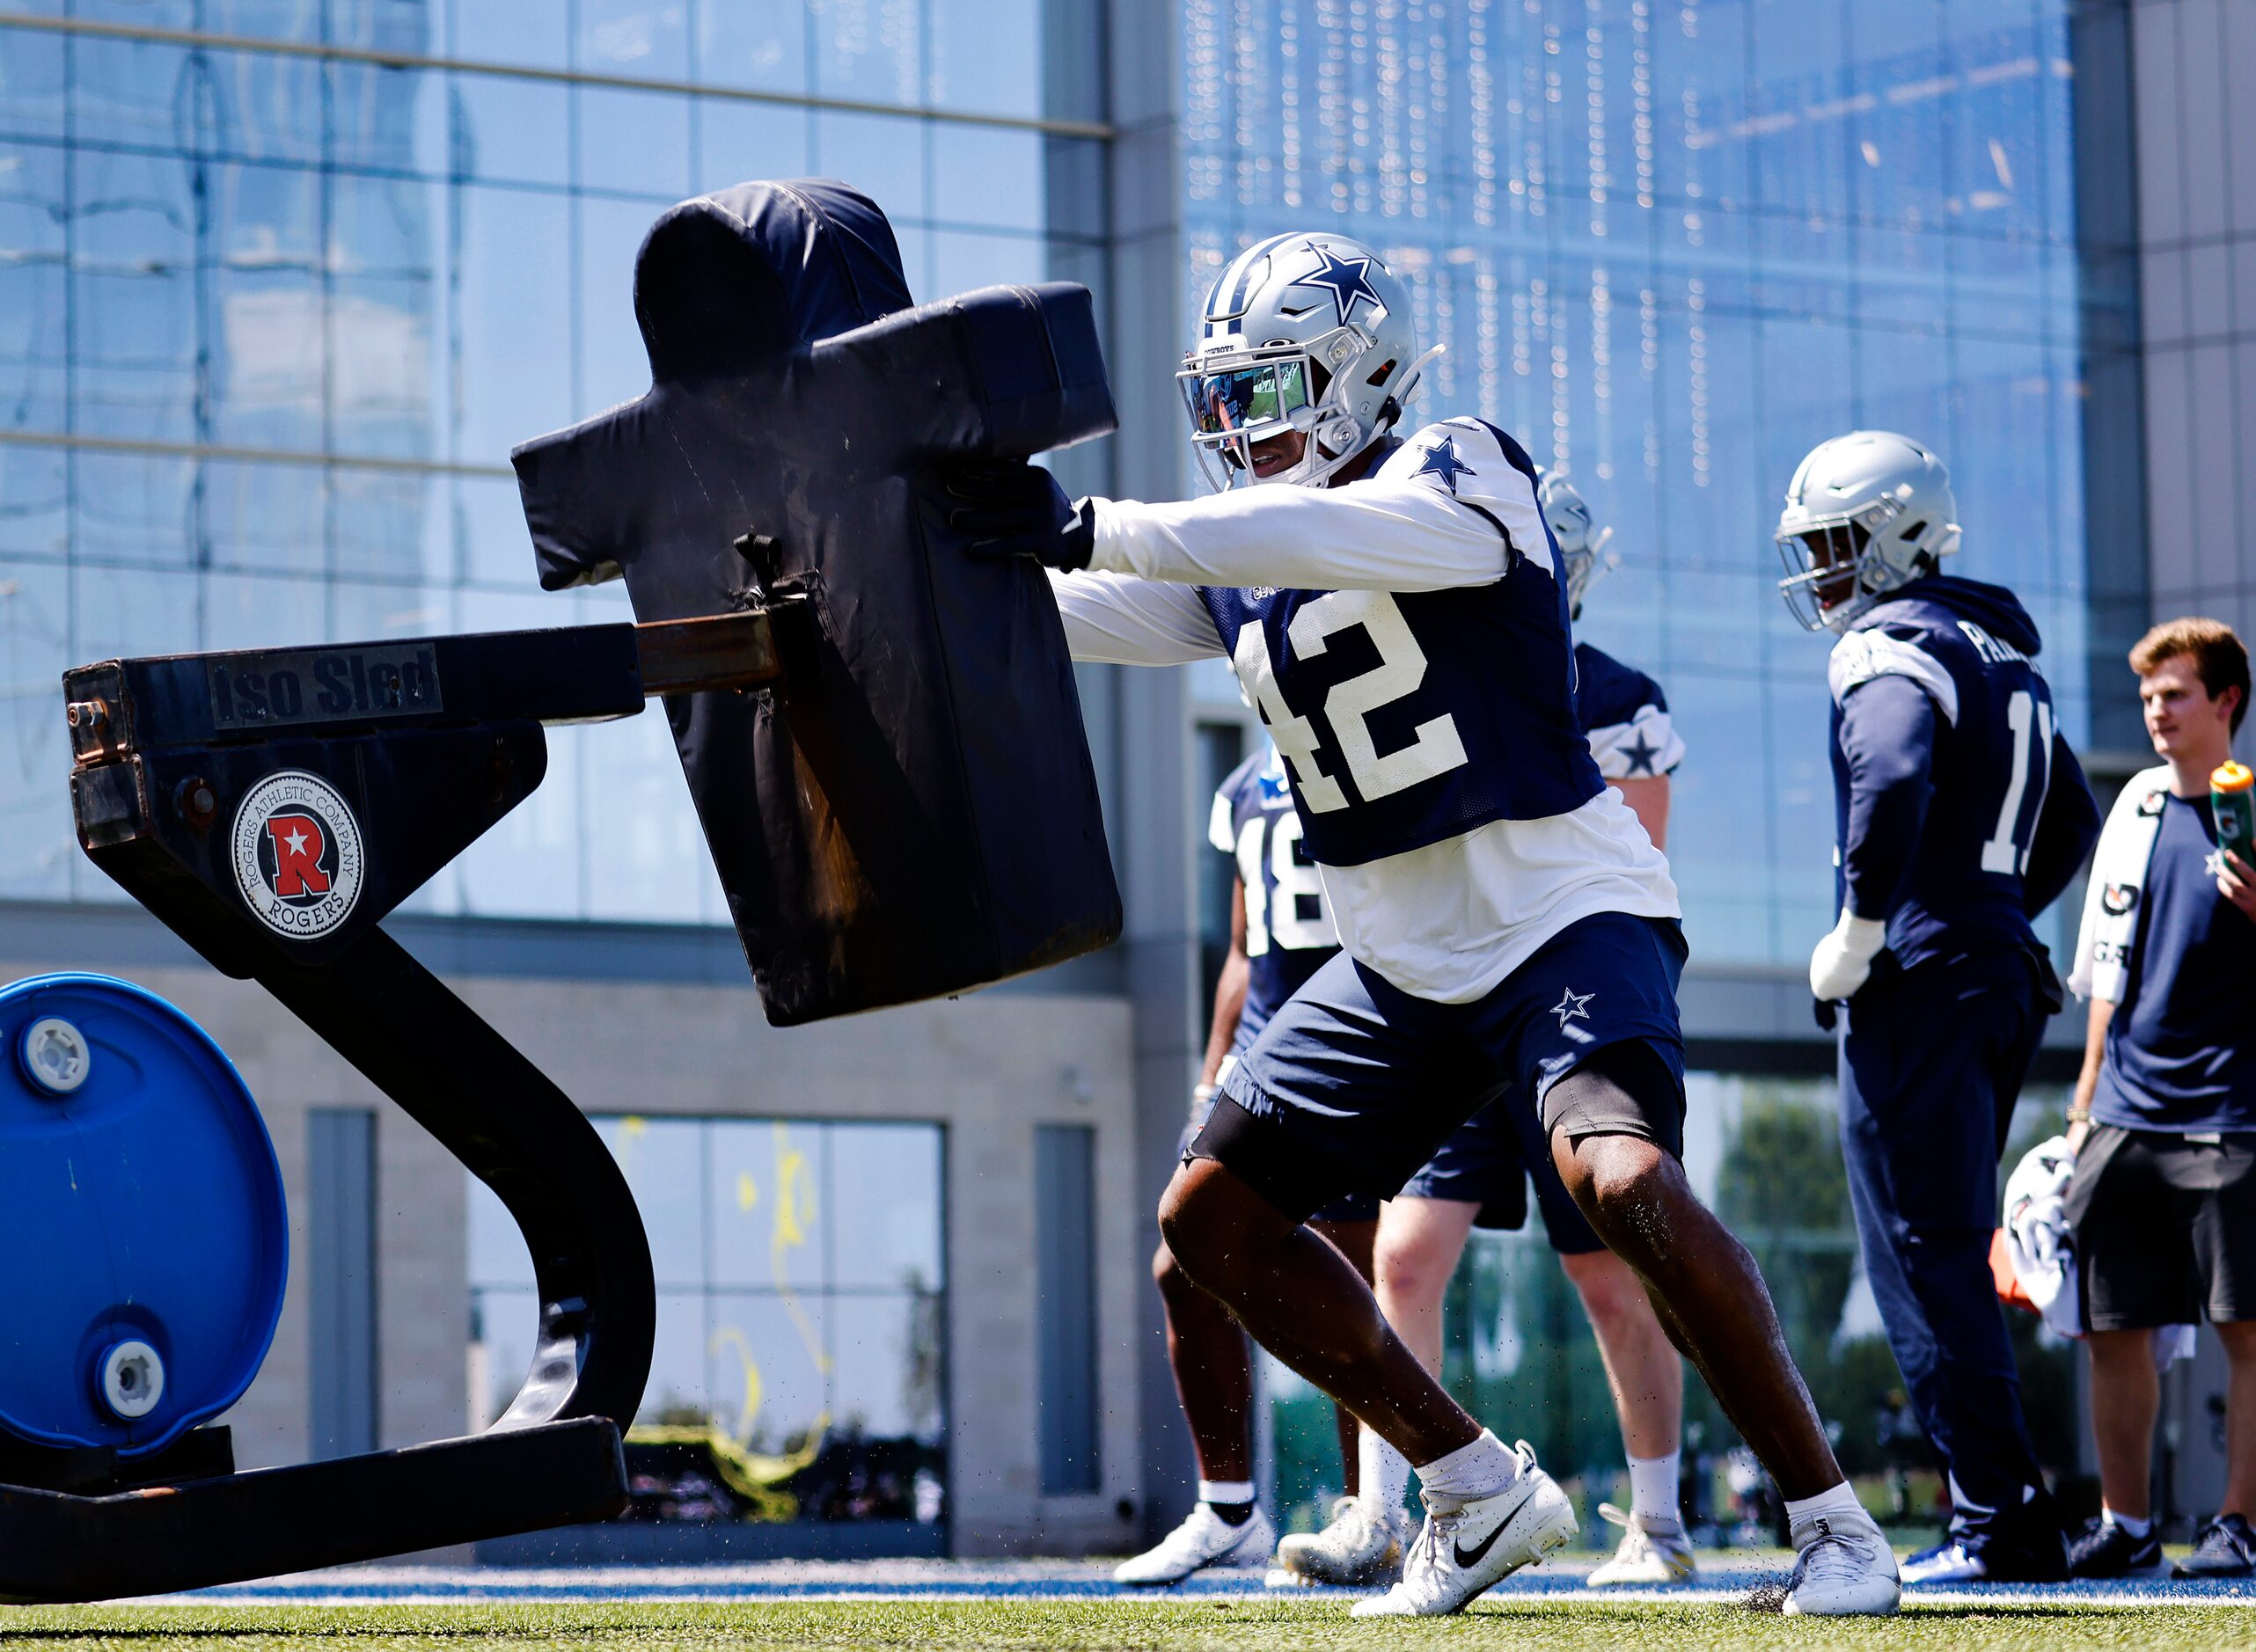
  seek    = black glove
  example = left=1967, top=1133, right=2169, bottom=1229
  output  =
left=934, top=461, right=1095, bottom=572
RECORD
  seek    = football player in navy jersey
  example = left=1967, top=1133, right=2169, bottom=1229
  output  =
left=1776, top=430, right=2102, bottom=1585
left=1367, top=474, right=1698, bottom=1590
left=1116, top=742, right=1395, bottom=1585
left=938, top=232, right=1898, bottom=1617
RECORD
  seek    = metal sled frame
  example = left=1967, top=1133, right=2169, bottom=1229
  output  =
left=0, top=610, right=785, bottom=1602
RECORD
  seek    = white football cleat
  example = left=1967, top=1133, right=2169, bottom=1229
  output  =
left=1586, top=1502, right=1698, bottom=1586
left=1271, top=1494, right=1408, bottom=1587
left=1350, top=1441, right=1576, bottom=1618
left=1900, top=1540, right=1987, bottom=1584
left=1112, top=1502, right=1277, bottom=1586
left=1782, top=1507, right=1901, bottom=1617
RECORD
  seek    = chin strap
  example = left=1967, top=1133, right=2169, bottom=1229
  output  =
left=1393, top=342, right=1447, bottom=413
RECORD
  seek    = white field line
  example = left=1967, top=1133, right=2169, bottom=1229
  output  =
left=123, top=1584, right=2256, bottom=1610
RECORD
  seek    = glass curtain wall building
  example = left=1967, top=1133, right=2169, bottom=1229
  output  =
left=472, top=1116, right=947, bottom=1527
left=0, top=0, right=1104, bottom=922
left=1183, top=0, right=2095, bottom=968
left=1182, top=0, right=2113, bottom=1531
left=0, top=0, right=1108, bottom=1542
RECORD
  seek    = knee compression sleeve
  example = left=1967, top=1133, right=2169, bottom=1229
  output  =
left=1540, top=1040, right=1687, bottom=1162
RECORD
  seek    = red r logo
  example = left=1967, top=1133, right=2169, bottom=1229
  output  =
left=266, top=814, right=332, bottom=896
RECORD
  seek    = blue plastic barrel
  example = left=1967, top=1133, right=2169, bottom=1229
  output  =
left=0, top=975, right=287, bottom=1458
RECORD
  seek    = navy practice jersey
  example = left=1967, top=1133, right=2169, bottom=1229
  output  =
left=1053, top=413, right=1678, bottom=1004
left=1196, top=419, right=1607, bottom=868
left=1828, top=575, right=2099, bottom=969
left=1575, top=643, right=1684, bottom=778
left=2092, top=794, right=2256, bottom=1132
left=1209, top=746, right=1341, bottom=1044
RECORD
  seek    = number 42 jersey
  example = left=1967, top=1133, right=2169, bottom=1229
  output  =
left=1049, top=415, right=1678, bottom=1005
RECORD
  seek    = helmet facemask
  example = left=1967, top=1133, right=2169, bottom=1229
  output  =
left=1537, top=471, right=1616, bottom=621
left=1559, top=530, right=1618, bottom=622
left=1774, top=497, right=1918, bottom=633
left=1179, top=326, right=1389, bottom=491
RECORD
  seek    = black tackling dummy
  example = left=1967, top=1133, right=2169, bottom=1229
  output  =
left=512, top=179, right=1120, bottom=1024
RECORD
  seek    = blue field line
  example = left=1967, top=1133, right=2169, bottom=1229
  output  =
left=150, top=1562, right=2256, bottom=1610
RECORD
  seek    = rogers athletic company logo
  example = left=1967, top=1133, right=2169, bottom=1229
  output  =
left=231, top=771, right=366, bottom=939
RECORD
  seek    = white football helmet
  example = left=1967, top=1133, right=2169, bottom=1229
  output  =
left=1538, top=471, right=1617, bottom=620
left=1775, top=430, right=1960, bottom=633
left=1179, top=232, right=1441, bottom=490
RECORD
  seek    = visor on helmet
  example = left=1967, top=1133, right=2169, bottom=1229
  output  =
left=1180, top=356, right=1313, bottom=439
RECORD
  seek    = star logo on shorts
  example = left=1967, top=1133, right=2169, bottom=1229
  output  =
left=1550, top=988, right=1594, bottom=1031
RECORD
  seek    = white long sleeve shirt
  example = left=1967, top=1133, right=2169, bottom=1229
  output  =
left=1048, top=419, right=1678, bottom=1005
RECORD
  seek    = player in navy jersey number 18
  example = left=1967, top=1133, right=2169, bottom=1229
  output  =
left=1115, top=744, right=1395, bottom=1586
left=935, top=232, right=1898, bottom=1617
left=1777, top=430, right=2101, bottom=1584
left=1368, top=473, right=1697, bottom=1589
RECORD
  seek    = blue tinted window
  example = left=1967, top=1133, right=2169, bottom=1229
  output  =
left=694, top=3, right=806, bottom=94
left=577, top=0, right=690, bottom=83
left=450, top=72, right=572, bottom=186
left=578, top=84, right=692, bottom=198
left=1184, top=0, right=2093, bottom=969
left=453, top=186, right=574, bottom=468
left=927, top=0, right=1042, bottom=118
left=450, top=0, right=568, bottom=69
left=470, top=1116, right=949, bottom=1515
left=697, top=97, right=809, bottom=191
left=813, top=109, right=928, bottom=220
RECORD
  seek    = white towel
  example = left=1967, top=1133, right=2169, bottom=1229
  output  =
left=2068, top=764, right=2173, bottom=1004
left=2001, top=1134, right=2198, bottom=1369
left=2003, top=1135, right=2082, bottom=1339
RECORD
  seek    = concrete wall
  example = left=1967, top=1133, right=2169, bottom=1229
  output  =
left=1102, top=0, right=1208, bottom=1545
left=2080, top=0, right=2253, bottom=1525
left=2132, top=0, right=2256, bottom=645
left=0, top=939, right=1141, bottom=1556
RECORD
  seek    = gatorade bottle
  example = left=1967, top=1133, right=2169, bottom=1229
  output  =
left=2215, top=761, right=2254, bottom=866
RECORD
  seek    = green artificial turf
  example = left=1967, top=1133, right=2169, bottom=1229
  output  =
left=3, top=1600, right=2253, bottom=1652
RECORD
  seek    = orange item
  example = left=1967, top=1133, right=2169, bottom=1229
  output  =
left=1990, top=1227, right=2038, bottom=1315
left=2217, top=761, right=2253, bottom=793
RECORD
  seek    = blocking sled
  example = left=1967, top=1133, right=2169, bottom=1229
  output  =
left=0, top=179, right=1118, bottom=1599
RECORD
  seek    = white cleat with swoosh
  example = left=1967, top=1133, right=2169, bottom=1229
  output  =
left=1350, top=1440, right=1577, bottom=1618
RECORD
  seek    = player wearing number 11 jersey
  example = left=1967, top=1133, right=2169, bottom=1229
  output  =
left=936, top=231, right=1898, bottom=1617
left=1778, top=430, right=2101, bottom=1584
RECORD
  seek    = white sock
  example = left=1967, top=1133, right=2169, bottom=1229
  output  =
left=1359, top=1425, right=1411, bottom=1520
left=1414, top=1429, right=1517, bottom=1505
left=1784, top=1480, right=1869, bottom=1539
left=1198, top=1478, right=1256, bottom=1508
left=2103, top=1507, right=2153, bottom=1539
left=1628, top=1450, right=1681, bottom=1524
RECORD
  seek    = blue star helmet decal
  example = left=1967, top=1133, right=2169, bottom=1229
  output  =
left=1289, top=243, right=1387, bottom=330
left=1411, top=434, right=1476, bottom=495
left=1621, top=730, right=1662, bottom=776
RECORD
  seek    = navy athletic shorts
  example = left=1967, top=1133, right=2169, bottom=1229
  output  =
left=1396, top=1093, right=1606, bottom=1253
left=1179, top=1056, right=1380, bottom=1226
left=1197, top=911, right=1688, bottom=1226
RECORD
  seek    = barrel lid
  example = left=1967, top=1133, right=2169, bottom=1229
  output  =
left=0, top=975, right=287, bottom=1458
